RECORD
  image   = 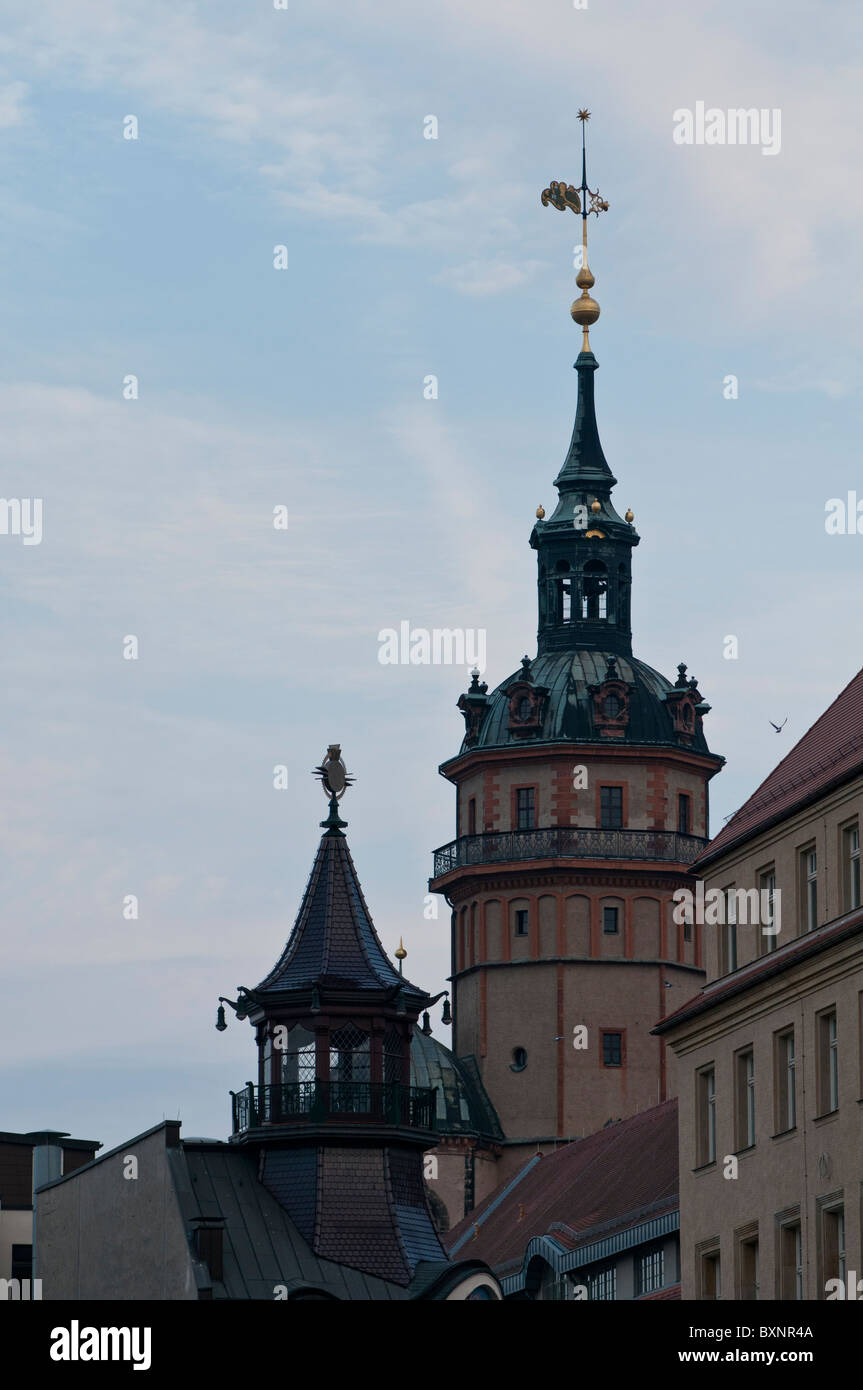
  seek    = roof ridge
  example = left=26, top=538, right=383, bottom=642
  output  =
left=720, top=668, right=863, bottom=836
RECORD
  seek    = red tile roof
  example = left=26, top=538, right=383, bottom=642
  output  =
left=697, top=666, right=863, bottom=869
left=444, top=1100, right=678, bottom=1271
left=636, top=1282, right=681, bottom=1300
left=655, top=905, right=863, bottom=1034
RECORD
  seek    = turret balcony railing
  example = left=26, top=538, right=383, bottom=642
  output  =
left=230, top=1080, right=437, bottom=1136
left=431, top=826, right=708, bottom=879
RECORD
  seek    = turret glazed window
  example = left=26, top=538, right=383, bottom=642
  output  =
left=280, top=1025, right=316, bottom=1086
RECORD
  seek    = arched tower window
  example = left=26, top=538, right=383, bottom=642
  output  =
left=618, top=563, right=630, bottom=628
left=581, top=560, right=608, bottom=620
left=554, top=560, right=572, bottom=623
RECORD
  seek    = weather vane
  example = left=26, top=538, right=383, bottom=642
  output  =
left=313, top=744, right=354, bottom=831
left=541, top=109, right=609, bottom=351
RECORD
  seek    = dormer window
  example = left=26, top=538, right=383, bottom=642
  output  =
left=604, top=694, right=621, bottom=719
left=517, top=696, right=532, bottom=720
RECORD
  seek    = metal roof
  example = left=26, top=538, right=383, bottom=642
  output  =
left=410, top=1033, right=504, bottom=1141
left=456, top=649, right=713, bottom=756
left=254, top=828, right=426, bottom=1000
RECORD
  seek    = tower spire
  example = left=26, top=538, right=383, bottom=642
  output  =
left=535, top=116, right=635, bottom=655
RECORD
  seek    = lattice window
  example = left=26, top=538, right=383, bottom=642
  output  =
left=330, top=1023, right=371, bottom=1084
left=384, top=1023, right=404, bottom=1085
left=279, top=1024, right=316, bottom=1086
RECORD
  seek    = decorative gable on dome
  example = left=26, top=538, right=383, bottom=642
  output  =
left=505, top=656, right=550, bottom=737
left=588, top=654, right=631, bottom=738
left=664, top=663, right=711, bottom=747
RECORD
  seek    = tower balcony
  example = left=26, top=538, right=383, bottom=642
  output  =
left=230, top=1080, right=437, bottom=1137
left=431, top=826, right=708, bottom=881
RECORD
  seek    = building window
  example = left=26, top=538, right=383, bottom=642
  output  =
left=600, top=786, right=623, bottom=829
left=514, top=908, right=529, bottom=937
left=821, top=1204, right=846, bottom=1293
left=697, top=1065, right=716, bottom=1165
left=601, top=1031, right=623, bottom=1067
left=720, top=890, right=738, bottom=974
left=800, top=847, right=817, bottom=931
left=737, top=1233, right=759, bottom=1301
left=817, top=1009, right=838, bottom=1114
left=510, top=1047, right=528, bottom=1072
left=843, top=823, right=860, bottom=911
left=515, top=787, right=536, bottom=830
left=467, top=797, right=477, bottom=836
left=10, top=1245, right=32, bottom=1282
left=700, top=1249, right=721, bottom=1300
left=637, top=1245, right=665, bottom=1296
left=775, top=1028, right=796, bottom=1133
left=778, top=1220, right=803, bottom=1300
left=678, top=793, right=691, bottom=835
left=735, top=1048, right=755, bottom=1150
left=602, top=906, right=619, bottom=935
left=604, top=693, right=621, bottom=718
left=759, top=869, right=777, bottom=953
left=587, top=1264, right=616, bottom=1300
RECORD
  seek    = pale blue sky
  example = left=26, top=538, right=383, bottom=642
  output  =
left=1, top=0, right=861, bottom=1150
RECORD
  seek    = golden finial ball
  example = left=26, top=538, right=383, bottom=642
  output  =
left=575, top=266, right=595, bottom=290
left=590, top=499, right=601, bottom=513
left=536, top=505, right=545, bottom=520
left=571, top=292, right=600, bottom=326
left=395, top=937, right=407, bottom=960
left=625, top=508, right=634, bottom=523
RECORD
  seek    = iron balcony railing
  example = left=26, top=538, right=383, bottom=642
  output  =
left=431, top=826, right=708, bottom=878
left=230, top=1080, right=437, bottom=1135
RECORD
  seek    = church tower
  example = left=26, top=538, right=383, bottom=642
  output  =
left=430, top=115, right=724, bottom=1185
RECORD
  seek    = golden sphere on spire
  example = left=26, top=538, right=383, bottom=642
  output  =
left=625, top=508, right=634, bottom=523
left=590, top=498, right=601, bottom=513
left=536, top=504, right=545, bottom=520
left=394, top=936, right=407, bottom=960
left=575, top=265, right=595, bottom=290
left=571, top=292, right=600, bottom=326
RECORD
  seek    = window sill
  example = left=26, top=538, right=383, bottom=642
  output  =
left=812, top=1109, right=839, bottom=1125
left=771, top=1126, right=797, bottom=1141
left=732, top=1144, right=755, bottom=1158
left=692, top=1160, right=717, bottom=1175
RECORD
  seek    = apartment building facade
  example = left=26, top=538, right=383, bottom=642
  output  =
left=655, top=668, right=863, bottom=1299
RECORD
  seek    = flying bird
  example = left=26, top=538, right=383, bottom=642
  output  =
left=769, top=718, right=788, bottom=733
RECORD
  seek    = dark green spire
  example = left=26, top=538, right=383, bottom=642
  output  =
left=553, top=351, right=616, bottom=497
left=530, top=352, right=639, bottom=657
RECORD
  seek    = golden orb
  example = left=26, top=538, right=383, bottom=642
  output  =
left=625, top=508, right=634, bottom=523
left=575, top=265, right=595, bottom=290
left=571, top=292, right=600, bottom=326
left=394, top=936, right=407, bottom=960
left=590, top=498, right=601, bottom=513
left=536, top=505, right=545, bottom=519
